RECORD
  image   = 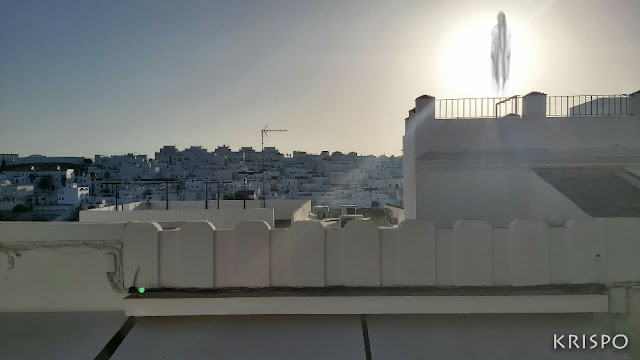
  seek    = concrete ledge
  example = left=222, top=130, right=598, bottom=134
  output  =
left=124, top=294, right=608, bottom=316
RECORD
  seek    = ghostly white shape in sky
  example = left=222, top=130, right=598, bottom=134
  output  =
left=491, top=11, right=511, bottom=94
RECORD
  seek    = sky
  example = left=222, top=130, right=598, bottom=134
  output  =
left=1, top=0, right=639, bottom=158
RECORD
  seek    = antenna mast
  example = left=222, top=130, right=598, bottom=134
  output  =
left=261, top=126, right=287, bottom=207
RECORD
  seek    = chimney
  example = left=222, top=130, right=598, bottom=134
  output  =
left=406, top=95, right=435, bottom=135
left=415, top=95, right=436, bottom=118
left=522, top=91, right=547, bottom=118
left=628, top=90, right=640, bottom=116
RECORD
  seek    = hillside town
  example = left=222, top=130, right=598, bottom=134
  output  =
left=0, top=146, right=402, bottom=221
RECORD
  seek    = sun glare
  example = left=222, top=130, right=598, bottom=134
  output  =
left=439, top=15, right=531, bottom=98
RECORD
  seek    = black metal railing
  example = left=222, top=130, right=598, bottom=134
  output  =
left=546, top=95, right=628, bottom=117
left=434, top=94, right=629, bottom=119
left=435, top=96, right=522, bottom=119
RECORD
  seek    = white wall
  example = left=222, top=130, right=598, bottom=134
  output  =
left=0, top=222, right=125, bottom=242
left=215, top=221, right=270, bottom=287
left=381, top=220, right=436, bottom=286
left=147, top=199, right=309, bottom=220
left=80, top=208, right=274, bottom=229
left=414, top=167, right=590, bottom=227
left=83, top=199, right=309, bottom=224
left=159, top=222, right=216, bottom=288
left=403, top=100, right=640, bottom=226
left=289, top=199, right=311, bottom=223
left=271, top=221, right=324, bottom=287
left=413, top=115, right=640, bottom=157
left=2, top=218, right=639, bottom=313
left=402, top=132, right=416, bottom=219
left=0, top=223, right=127, bottom=312
left=116, top=218, right=640, bottom=289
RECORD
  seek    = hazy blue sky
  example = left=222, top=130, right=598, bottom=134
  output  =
left=1, top=0, right=639, bottom=158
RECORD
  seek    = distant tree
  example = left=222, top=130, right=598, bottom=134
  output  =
left=89, top=172, right=96, bottom=181
left=224, top=191, right=250, bottom=200
left=104, top=171, right=111, bottom=180
left=83, top=158, right=93, bottom=165
left=0, top=158, right=6, bottom=172
left=29, top=173, right=36, bottom=183
left=61, top=176, right=67, bottom=187
left=37, top=175, right=54, bottom=191
left=12, top=204, right=28, bottom=213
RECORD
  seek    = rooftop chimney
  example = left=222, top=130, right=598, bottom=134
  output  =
left=522, top=91, right=547, bottom=118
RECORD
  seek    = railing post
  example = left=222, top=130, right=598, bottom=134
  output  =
left=463, top=99, right=465, bottom=118
left=444, top=99, right=447, bottom=118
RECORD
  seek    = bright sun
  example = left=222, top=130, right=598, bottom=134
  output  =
left=439, top=15, right=531, bottom=98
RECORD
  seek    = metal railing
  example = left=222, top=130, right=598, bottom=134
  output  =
left=436, top=96, right=522, bottom=119
left=546, top=95, right=628, bottom=117
left=434, top=94, right=629, bottom=119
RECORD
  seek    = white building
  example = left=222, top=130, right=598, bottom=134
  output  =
left=57, top=183, right=89, bottom=205
left=0, top=180, right=33, bottom=209
left=403, top=91, right=640, bottom=227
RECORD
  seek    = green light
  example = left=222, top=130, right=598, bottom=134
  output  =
left=138, top=287, right=145, bottom=294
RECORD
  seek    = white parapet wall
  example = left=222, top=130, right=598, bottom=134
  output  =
left=160, top=222, right=216, bottom=288
left=508, top=220, right=550, bottom=286
left=215, top=221, right=271, bottom=287
left=288, top=199, right=312, bottom=223
left=1, top=218, right=639, bottom=312
left=80, top=208, right=275, bottom=229
left=271, top=221, right=325, bottom=287
left=381, top=220, right=436, bottom=286
left=147, top=200, right=309, bottom=219
left=80, top=199, right=312, bottom=228
left=118, top=218, right=640, bottom=289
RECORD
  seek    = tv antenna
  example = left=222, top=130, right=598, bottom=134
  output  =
left=261, top=125, right=287, bottom=207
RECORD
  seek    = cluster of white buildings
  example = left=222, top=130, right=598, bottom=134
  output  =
left=0, top=146, right=403, bottom=214
left=0, top=168, right=89, bottom=210
left=89, top=145, right=403, bottom=212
